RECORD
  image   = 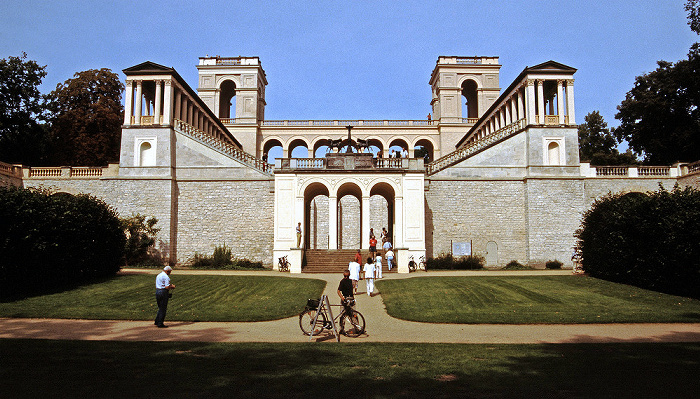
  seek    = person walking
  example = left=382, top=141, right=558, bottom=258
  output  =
left=369, top=235, right=377, bottom=260
left=296, top=222, right=302, bottom=248
left=380, top=227, right=388, bottom=244
left=354, top=249, right=362, bottom=264
left=375, top=253, right=383, bottom=279
left=154, top=266, right=175, bottom=328
left=348, top=259, right=361, bottom=294
left=363, top=257, right=376, bottom=296
left=382, top=239, right=392, bottom=252
left=386, top=248, right=394, bottom=271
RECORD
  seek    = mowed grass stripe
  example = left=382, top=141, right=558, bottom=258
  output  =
left=377, top=275, right=700, bottom=323
left=0, top=275, right=326, bottom=322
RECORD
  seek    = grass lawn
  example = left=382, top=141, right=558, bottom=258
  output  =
left=377, top=275, right=700, bottom=323
left=0, top=275, right=326, bottom=322
left=1, top=339, right=699, bottom=398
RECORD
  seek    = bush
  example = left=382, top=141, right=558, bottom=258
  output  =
left=503, top=260, right=530, bottom=270
left=120, top=214, right=161, bottom=266
left=575, top=184, right=700, bottom=298
left=545, top=260, right=563, bottom=269
left=0, top=186, right=125, bottom=299
left=426, top=253, right=485, bottom=270
left=189, top=244, right=265, bottom=270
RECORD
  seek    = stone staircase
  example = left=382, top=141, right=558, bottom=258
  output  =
left=303, top=249, right=397, bottom=274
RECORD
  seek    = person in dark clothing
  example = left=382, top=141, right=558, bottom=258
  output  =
left=337, top=269, right=354, bottom=303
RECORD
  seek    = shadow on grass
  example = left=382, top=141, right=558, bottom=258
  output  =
left=1, top=340, right=699, bottom=398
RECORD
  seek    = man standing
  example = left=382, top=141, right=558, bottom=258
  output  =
left=155, top=266, right=175, bottom=328
left=363, top=257, right=376, bottom=296
left=348, top=259, right=361, bottom=294
left=296, top=222, right=302, bottom=248
left=337, top=269, right=354, bottom=303
left=369, top=235, right=377, bottom=260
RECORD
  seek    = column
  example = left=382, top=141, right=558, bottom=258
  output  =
left=134, top=80, right=143, bottom=125
left=154, top=80, right=162, bottom=125
left=162, top=80, right=172, bottom=125
left=517, top=88, right=525, bottom=122
left=536, top=80, right=545, bottom=124
left=394, top=196, right=403, bottom=248
left=557, top=80, right=565, bottom=124
left=526, top=80, right=536, bottom=125
left=328, top=196, right=338, bottom=250
left=173, top=89, right=181, bottom=121
left=307, top=148, right=314, bottom=158
left=123, top=80, right=133, bottom=125
left=361, top=196, right=370, bottom=250
left=510, top=96, right=518, bottom=122
left=566, top=79, right=576, bottom=124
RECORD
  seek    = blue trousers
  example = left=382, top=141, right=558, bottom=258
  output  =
left=155, top=289, right=169, bottom=326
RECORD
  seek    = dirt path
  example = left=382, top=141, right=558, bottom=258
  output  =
left=2, top=269, right=700, bottom=344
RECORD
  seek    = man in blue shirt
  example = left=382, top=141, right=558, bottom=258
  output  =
left=155, top=266, right=176, bottom=328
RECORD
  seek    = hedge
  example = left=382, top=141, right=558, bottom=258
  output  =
left=575, top=185, right=700, bottom=298
left=0, top=187, right=125, bottom=299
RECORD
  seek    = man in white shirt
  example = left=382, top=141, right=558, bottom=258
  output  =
left=155, top=266, right=176, bottom=328
left=386, top=249, right=395, bottom=271
left=363, top=257, right=376, bottom=296
left=348, top=260, right=361, bottom=294
left=375, top=254, right=383, bottom=279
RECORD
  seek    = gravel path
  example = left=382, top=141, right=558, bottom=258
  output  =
left=2, top=269, right=699, bottom=344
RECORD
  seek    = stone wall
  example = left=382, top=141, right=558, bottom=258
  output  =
left=583, top=178, right=678, bottom=205
left=678, top=172, right=700, bottom=190
left=308, top=195, right=389, bottom=250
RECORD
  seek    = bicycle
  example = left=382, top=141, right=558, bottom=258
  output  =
left=408, top=255, right=427, bottom=272
left=278, top=255, right=290, bottom=272
left=299, top=297, right=365, bottom=337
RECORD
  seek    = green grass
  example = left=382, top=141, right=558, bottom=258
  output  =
left=0, top=275, right=326, bottom=322
left=377, top=275, right=700, bottom=323
left=1, top=339, right=699, bottom=398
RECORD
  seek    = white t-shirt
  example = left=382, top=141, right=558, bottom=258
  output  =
left=386, top=250, right=394, bottom=259
left=155, top=271, right=171, bottom=289
left=348, top=261, right=361, bottom=280
left=375, top=255, right=382, bottom=266
left=363, top=262, right=375, bottom=279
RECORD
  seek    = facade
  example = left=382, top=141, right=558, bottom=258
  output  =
left=1, top=55, right=698, bottom=272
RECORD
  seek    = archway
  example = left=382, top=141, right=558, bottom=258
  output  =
left=367, top=138, right=384, bottom=158
left=388, top=138, right=409, bottom=158
left=219, top=80, right=236, bottom=119
left=461, top=79, right=479, bottom=119
left=369, top=182, right=395, bottom=249
left=304, top=182, right=330, bottom=249
left=289, top=138, right=310, bottom=158
left=414, top=138, right=434, bottom=162
left=263, top=139, right=283, bottom=164
left=313, top=138, right=332, bottom=158
left=337, top=182, right=362, bottom=249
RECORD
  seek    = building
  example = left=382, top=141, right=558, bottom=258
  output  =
left=2, top=55, right=698, bottom=272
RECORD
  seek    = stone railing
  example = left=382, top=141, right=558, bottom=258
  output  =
left=456, top=57, right=483, bottom=64
left=174, top=119, right=272, bottom=174
left=375, top=158, right=403, bottom=168
left=261, top=119, right=435, bottom=127
left=461, top=118, right=478, bottom=124
left=427, top=118, right=527, bottom=175
left=0, top=161, right=23, bottom=178
left=686, top=160, right=700, bottom=174
left=580, top=164, right=681, bottom=178
left=24, top=166, right=105, bottom=178
left=216, top=57, right=242, bottom=65
left=276, top=155, right=420, bottom=171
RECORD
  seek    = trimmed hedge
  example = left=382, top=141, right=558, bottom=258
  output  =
left=575, top=185, right=700, bottom=298
left=0, top=187, right=125, bottom=299
left=426, top=253, right=485, bottom=270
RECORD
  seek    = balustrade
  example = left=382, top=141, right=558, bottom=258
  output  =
left=638, top=166, right=670, bottom=176
left=29, top=168, right=62, bottom=177
left=595, top=166, right=628, bottom=176
left=70, top=167, right=103, bottom=177
left=544, top=115, right=559, bottom=125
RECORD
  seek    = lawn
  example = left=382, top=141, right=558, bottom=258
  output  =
left=1, top=339, right=699, bottom=398
left=377, top=275, right=700, bottom=323
left=0, top=275, right=326, bottom=322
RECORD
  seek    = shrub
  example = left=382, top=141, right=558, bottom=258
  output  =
left=189, top=244, right=265, bottom=270
left=575, top=184, right=700, bottom=298
left=120, top=214, right=161, bottom=266
left=0, top=186, right=125, bottom=299
left=545, top=260, right=563, bottom=269
left=503, top=260, right=530, bottom=270
left=426, top=253, right=484, bottom=270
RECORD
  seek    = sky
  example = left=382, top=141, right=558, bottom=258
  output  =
left=0, top=0, right=697, bottom=130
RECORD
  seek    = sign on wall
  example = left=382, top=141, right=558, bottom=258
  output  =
left=452, top=241, right=472, bottom=256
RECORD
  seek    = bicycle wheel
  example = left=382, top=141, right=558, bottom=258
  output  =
left=340, top=309, right=365, bottom=337
left=408, top=261, right=416, bottom=272
left=299, top=309, right=327, bottom=336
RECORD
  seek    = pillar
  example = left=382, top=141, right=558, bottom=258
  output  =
left=162, top=80, right=172, bottom=125
left=526, top=80, right=536, bottom=125
left=361, top=196, right=370, bottom=250
left=174, top=89, right=181, bottom=121
left=394, top=196, right=404, bottom=248
left=328, top=196, right=338, bottom=249
left=566, top=79, right=576, bottom=124
left=517, top=88, right=525, bottom=122
left=134, top=80, right=143, bottom=125
left=154, top=80, right=162, bottom=124
left=124, top=80, right=133, bottom=125
left=536, top=80, right=545, bottom=124
left=557, top=80, right=565, bottom=124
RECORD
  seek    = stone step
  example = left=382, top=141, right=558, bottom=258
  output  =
left=303, top=249, right=396, bottom=273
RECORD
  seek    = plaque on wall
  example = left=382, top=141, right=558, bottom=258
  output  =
left=452, top=242, right=472, bottom=256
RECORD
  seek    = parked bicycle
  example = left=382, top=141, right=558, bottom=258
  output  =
left=278, top=255, right=290, bottom=272
left=408, top=255, right=427, bottom=272
left=299, top=297, right=365, bottom=337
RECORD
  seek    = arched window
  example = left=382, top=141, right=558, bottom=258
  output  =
left=219, top=80, right=236, bottom=119
left=548, top=142, right=560, bottom=165
left=139, top=141, right=156, bottom=166
left=461, top=79, right=479, bottom=120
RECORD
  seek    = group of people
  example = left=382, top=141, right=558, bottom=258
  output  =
left=388, top=148, right=408, bottom=159
left=343, top=227, right=394, bottom=297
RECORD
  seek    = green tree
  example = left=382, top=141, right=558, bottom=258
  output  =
left=120, top=214, right=161, bottom=266
left=578, top=111, right=637, bottom=165
left=0, top=53, right=52, bottom=165
left=686, top=0, right=700, bottom=34
left=613, top=44, right=700, bottom=164
left=48, top=68, right=124, bottom=166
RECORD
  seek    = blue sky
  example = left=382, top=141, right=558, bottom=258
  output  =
left=1, top=0, right=696, bottom=129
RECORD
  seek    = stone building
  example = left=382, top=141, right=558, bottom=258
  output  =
left=1, top=55, right=698, bottom=272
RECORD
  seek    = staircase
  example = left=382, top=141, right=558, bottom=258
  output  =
left=303, top=249, right=398, bottom=274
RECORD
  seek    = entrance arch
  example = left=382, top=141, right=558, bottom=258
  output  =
left=219, top=80, right=236, bottom=119
left=370, top=181, right=395, bottom=247
left=304, top=182, right=330, bottom=249
left=337, top=182, right=362, bottom=249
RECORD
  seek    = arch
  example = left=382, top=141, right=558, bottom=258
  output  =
left=547, top=141, right=561, bottom=165
left=288, top=138, right=311, bottom=158
left=336, top=181, right=362, bottom=201
left=413, top=138, right=435, bottom=162
left=262, top=138, right=283, bottom=164
left=312, top=137, right=333, bottom=157
left=219, top=79, right=236, bottom=119
left=486, top=241, right=498, bottom=267
left=461, top=79, right=479, bottom=119
left=139, top=141, right=156, bottom=166
left=369, top=181, right=396, bottom=247
left=388, top=138, right=409, bottom=157
left=337, top=183, right=362, bottom=249
left=366, top=138, right=385, bottom=157
left=304, top=182, right=331, bottom=249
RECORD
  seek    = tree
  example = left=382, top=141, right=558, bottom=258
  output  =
left=578, top=111, right=637, bottom=165
left=686, top=0, right=700, bottom=34
left=613, top=44, right=700, bottom=164
left=121, top=214, right=161, bottom=266
left=48, top=68, right=124, bottom=166
left=0, top=53, right=52, bottom=165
